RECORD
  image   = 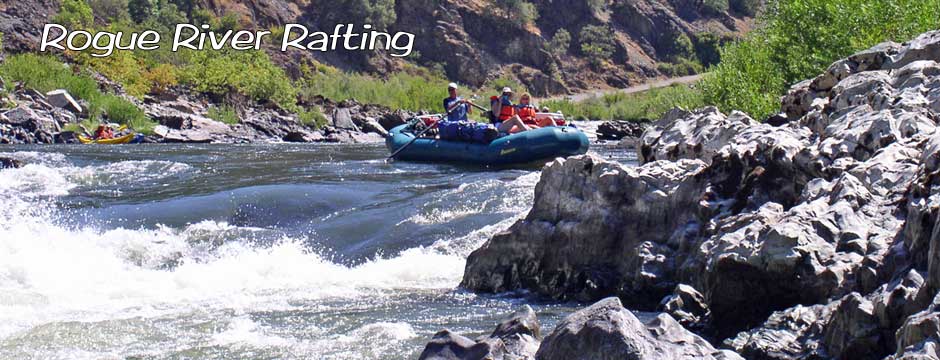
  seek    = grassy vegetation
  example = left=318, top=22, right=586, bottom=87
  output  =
left=0, top=54, right=156, bottom=133
left=206, top=105, right=239, bottom=125
left=701, top=0, right=940, bottom=120
left=541, top=84, right=705, bottom=121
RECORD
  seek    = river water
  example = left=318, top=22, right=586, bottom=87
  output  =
left=0, top=140, right=635, bottom=359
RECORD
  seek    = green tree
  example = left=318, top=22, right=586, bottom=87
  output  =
left=702, top=0, right=940, bottom=120
left=127, top=0, right=154, bottom=23
left=54, top=0, right=94, bottom=28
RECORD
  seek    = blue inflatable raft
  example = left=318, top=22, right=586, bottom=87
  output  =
left=386, top=124, right=590, bottom=166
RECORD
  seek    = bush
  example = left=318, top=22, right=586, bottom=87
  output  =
left=207, top=105, right=239, bottom=124
left=298, top=108, right=329, bottom=128
left=549, top=29, right=571, bottom=57
left=88, top=0, right=130, bottom=21
left=703, top=0, right=729, bottom=14
left=541, top=84, right=705, bottom=121
left=143, top=63, right=179, bottom=94
left=701, top=0, right=940, bottom=120
left=729, top=0, right=760, bottom=16
left=661, top=32, right=695, bottom=63
left=692, top=32, right=727, bottom=67
left=182, top=49, right=298, bottom=109
left=657, top=58, right=704, bottom=76
left=493, top=0, right=539, bottom=27
left=579, top=25, right=616, bottom=67
left=54, top=0, right=94, bottom=28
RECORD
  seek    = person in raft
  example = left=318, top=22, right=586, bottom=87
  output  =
left=517, top=93, right=558, bottom=128
left=442, top=82, right=472, bottom=122
left=94, top=124, right=114, bottom=140
left=495, top=87, right=531, bottom=134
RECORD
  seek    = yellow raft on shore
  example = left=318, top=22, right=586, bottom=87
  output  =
left=77, top=132, right=140, bottom=144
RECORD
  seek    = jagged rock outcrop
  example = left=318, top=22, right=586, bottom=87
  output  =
left=462, top=155, right=708, bottom=304
left=462, top=30, right=940, bottom=360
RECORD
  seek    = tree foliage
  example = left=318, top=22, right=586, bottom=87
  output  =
left=701, top=0, right=940, bottom=120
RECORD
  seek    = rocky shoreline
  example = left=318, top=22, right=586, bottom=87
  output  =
left=425, top=30, right=940, bottom=359
left=0, top=77, right=411, bottom=145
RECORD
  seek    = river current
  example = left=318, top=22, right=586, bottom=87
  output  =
left=0, top=140, right=635, bottom=359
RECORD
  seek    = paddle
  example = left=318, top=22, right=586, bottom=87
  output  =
left=387, top=97, right=482, bottom=161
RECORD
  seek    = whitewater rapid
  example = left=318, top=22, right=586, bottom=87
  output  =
left=0, top=148, right=543, bottom=359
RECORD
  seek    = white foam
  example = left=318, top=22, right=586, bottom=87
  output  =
left=0, top=150, right=539, bottom=358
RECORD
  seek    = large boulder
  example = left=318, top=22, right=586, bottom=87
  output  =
left=462, top=155, right=708, bottom=304
left=597, top=120, right=646, bottom=141
left=536, top=297, right=741, bottom=360
left=45, top=89, right=83, bottom=114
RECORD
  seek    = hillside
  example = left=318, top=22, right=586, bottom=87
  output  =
left=0, top=0, right=753, bottom=96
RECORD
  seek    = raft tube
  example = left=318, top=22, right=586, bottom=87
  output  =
left=386, top=124, right=590, bottom=165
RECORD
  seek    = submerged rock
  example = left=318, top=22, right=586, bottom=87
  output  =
left=0, top=157, right=23, bottom=169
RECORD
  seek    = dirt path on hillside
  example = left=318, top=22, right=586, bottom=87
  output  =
left=543, top=74, right=704, bottom=102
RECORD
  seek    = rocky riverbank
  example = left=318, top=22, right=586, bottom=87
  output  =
left=445, top=30, right=940, bottom=359
left=0, top=79, right=411, bottom=144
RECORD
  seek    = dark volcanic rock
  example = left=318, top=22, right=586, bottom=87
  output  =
left=597, top=120, right=646, bottom=141
left=418, top=305, right=541, bottom=360
left=461, top=30, right=940, bottom=359
left=536, top=297, right=741, bottom=360
left=0, top=157, right=23, bottom=169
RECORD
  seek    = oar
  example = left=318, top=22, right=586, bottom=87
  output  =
left=386, top=99, right=483, bottom=161
left=386, top=115, right=443, bottom=161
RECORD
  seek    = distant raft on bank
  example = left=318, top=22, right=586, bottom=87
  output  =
left=77, top=132, right=144, bottom=144
left=386, top=118, right=590, bottom=166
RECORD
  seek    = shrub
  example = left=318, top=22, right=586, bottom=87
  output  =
left=549, top=29, right=571, bottom=57
left=701, top=0, right=940, bottom=120
left=182, top=49, right=298, bottom=109
left=702, top=0, right=729, bottom=14
left=660, top=32, right=695, bottom=63
left=88, top=0, right=130, bottom=21
left=298, top=108, right=329, bottom=128
left=207, top=105, right=239, bottom=124
left=54, top=0, right=94, bottom=28
left=657, top=58, right=704, bottom=76
left=143, top=63, right=179, bottom=94
left=579, top=25, right=616, bottom=67
left=128, top=0, right=154, bottom=22
left=692, top=32, right=726, bottom=67
left=729, top=0, right=760, bottom=16
left=493, top=0, right=539, bottom=27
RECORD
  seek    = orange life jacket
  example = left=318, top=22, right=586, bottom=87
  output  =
left=517, top=105, right=537, bottom=123
left=498, top=100, right=516, bottom=121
